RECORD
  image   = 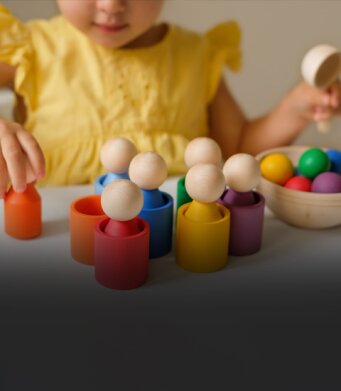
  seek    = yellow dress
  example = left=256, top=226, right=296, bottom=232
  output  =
left=0, top=5, right=241, bottom=185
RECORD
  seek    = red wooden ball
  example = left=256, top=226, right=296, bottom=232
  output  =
left=284, top=176, right=312, bottom=192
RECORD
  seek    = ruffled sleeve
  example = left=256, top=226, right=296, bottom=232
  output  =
left=0, top=4, right=34, bottom=109
left=205, top=21, right=242, bottom=102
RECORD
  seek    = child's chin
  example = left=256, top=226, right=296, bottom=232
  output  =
left=89, top=31, right=129, bottom=49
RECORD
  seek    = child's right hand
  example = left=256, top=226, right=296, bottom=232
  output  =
left=0, top=119, right=45, bottom=198
left=287, top=81, right=341, bottom=124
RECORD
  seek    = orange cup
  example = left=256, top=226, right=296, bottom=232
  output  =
left=4, top=184, right=42, bottom=239
left=70, top=194, right=106, bottom=265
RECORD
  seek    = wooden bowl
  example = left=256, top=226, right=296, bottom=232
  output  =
left=255, top=145, right=341, bottom=229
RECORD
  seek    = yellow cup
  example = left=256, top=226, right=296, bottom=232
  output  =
left=176, top=202, right=230, bottom=273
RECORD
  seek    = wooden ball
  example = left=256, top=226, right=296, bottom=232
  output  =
left=223, top=153, right=261, bottom=192
left=100, top=137, right=137, bottom=173
left=185, top=163, right=225, bottom=203
left=184, top=137, right=223, bottom=168
left=101, top=179, right=143, bottom=221
left=129, top=152, right=168, bottom=189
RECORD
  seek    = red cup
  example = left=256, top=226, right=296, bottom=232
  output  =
left=94, top=217, right=149, bottom=290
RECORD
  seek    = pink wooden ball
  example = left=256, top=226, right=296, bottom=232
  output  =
left=185, top=163, right=226, bottom=203
left=223, top=153, right=261, bottom=192
left=129, top=151, right=168, bottom=190
left=100, top=137, right=137, bottom=173
left=184, top=137, right=223, bottom=168
left=101, top=179, right=143, bottom=221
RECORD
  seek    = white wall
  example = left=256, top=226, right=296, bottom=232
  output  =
left=1, top=0, right=341, bottom=148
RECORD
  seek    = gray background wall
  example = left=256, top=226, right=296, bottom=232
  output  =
left=1, top=0, right=341, bottom=148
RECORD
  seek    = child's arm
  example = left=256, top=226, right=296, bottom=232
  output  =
left=208, top=78, right=247, bottom=159
left=0, top=62, right=15, bottom=87
left=209, top=78, right=340, bottom=158
left=0, top=62, right=45, bottom=198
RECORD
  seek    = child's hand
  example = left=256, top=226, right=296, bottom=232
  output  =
left=313, top=81, right=341, bottom=123
left=288, top=81, right=341, bottom=124
left=0, top=119, right=45, bottom=198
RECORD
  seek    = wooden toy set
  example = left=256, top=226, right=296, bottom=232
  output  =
left=4, top=138, right=341, bottom=290
left=2, top=136, right=267, bottom=291
left=2, top=44, right=341, bottom=289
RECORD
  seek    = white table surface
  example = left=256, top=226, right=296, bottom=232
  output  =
left=1, top=176, right=340, bottom=390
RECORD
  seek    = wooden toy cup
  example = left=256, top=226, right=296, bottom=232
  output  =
left=69, top=194, right=106, bottom=265
left=219, top=190, right=265, bottom=256
left=94, top=216, right=149, bottom=290
left=176, top=201, right=230, bottom=273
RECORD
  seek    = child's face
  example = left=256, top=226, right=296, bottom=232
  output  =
left=57, top=0, right=164, bottom=48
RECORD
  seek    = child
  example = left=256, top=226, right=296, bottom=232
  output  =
left=0, top=0, right=340, bottom=198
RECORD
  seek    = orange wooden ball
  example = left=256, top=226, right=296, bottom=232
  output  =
left=100, top=137, right=137, bottom=173
left=223, top=153, right=261, bottom=192
left=101, top=180, right=143, bottom=221
left=129, top=152, right=168, bottom=190
left=184, top=137, right=223, bottom=168
left=185, top=163, right=225, bottom=203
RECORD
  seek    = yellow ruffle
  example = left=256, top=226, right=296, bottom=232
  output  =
left=205, top=21, right=242, bottom=102
left=0, top=4, right=34, bottom=112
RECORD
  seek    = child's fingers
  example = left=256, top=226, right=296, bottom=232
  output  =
left=329, top=82, right=341, bottom=109
left=314, top=111, right=332, bottom=122
left=313, top=105, right=334, bottom=121
left=0, top=151, right=9, bottom=198
left=0, top=133, right=27, bottom=193
left=16, top=130, right=45, bottom=179
left=314, top=91, right=331, bottom=108
left=303, top=83, right=333, bottom=108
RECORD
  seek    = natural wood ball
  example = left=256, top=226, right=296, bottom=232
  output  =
left=100, top=137, right=137, bottom=173
left=101, top=179, right=143, bottom=221
left=223, top=153, right=261, bottom=192
left=184, top=137, right=223, bottom=168
left=185, top=163, right=225, bottom=203
left=129, top=152, right=168, bottom=190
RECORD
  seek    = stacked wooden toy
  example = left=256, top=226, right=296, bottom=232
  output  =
left=176, top=137, right=222, bottom=211
left=70, top=139, right=175, bottom=290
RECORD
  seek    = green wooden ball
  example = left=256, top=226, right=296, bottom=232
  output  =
left=298, top=148, right=330, bottom=179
